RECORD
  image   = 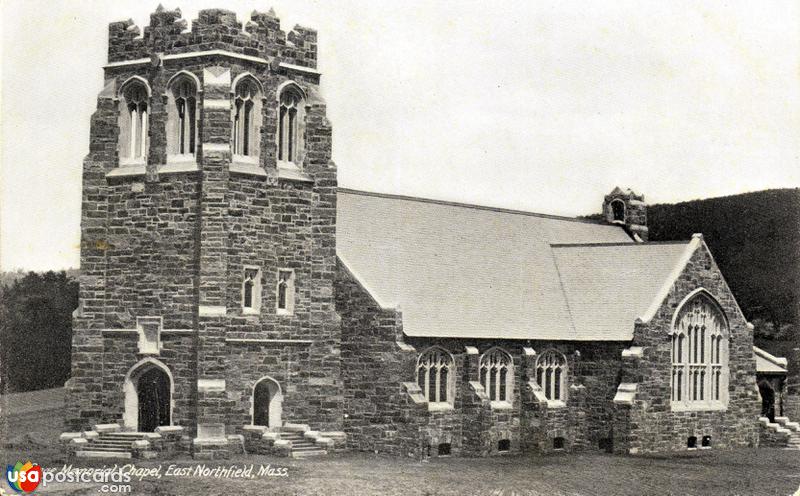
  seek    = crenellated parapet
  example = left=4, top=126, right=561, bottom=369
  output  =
left=107, top=6, right=318, bottom=69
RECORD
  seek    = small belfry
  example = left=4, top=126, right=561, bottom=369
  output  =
left=603, top=186, right=649, bottom=241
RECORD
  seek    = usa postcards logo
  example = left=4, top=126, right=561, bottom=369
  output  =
left=6, top=461, right=41, bottom=493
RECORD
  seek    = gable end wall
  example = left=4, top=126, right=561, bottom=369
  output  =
left=618, top=244, right=761, bottom=453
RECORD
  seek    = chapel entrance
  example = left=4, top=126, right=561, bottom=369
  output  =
left=253, top=377, right=282, bottom=429
left=135, top=366, right=171, bottom=432
left=758, top=378, right=776, bottom=422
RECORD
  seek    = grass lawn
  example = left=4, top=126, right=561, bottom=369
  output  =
left=2, top=393, right=798, bottom=496
left=3, top=441, right=799, bottom=496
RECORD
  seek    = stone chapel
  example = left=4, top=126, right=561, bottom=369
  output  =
left=63, top=6, right=794, bottom=460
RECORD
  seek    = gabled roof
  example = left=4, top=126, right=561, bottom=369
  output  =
left=551, top=241, right=691, bottom=340
left=336, top=189, right=697, bottom=341
left=754, top=346, right=788, bottom=374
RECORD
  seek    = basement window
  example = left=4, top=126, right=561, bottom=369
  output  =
left=687, top=436, right=697, bottom=449
left=701, top=435, right=712, bottom=448
left=553, top=437, right=565, bottom=450
left=437, top=443, right=451, bottom=457
left=498, top=439, right=510, bottom=452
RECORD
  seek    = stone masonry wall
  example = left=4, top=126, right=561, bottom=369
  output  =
left=336, top=261, right=425, bottom=456
left=616, top=242, right=761, bottom=454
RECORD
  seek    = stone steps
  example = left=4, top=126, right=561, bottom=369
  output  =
left=761, top=416, right=800, bottom=450
left=78, top=431, right=149, bottom=459
left=75, top=450, right=132, bottom=459
left=292, top=449, right=328, bottom=458
left=278, top=425, right=329, bottom=458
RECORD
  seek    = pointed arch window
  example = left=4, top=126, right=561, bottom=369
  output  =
left=242, top=267, right=261, bottom=314
left=167, top=75, right=198, bottom=160
left=536, top=350, right=567, bottom=404
left=671, top=291, right=729, bottom=410
left=119, top=80, right=149, bottom=164
left=232, top=77, right=262, bottom=161
left=276, top=269, right=295, bottom=316
left=277, top=83, right=305, bottom=167
left=416, top=347, right=455, bottom=407
left=480, top=348, right=513, bottom=405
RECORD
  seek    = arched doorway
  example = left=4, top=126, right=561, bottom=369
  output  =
left=758, top=378, right=776, bottom=422
left=252, top=377, right=282, bottom=429
left=123, top=358, right=173, bottom=432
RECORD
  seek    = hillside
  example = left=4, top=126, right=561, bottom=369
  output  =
left=647, top=188, right=799, bottom=326
left=585, top=189, right=799, bottom=326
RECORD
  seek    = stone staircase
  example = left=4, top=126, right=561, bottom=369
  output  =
left=279, top=428, right=328, bottom=458
left=775, top=417, right=800, bottom=450
left=758, top=416, right=800, bottom=450
left=62, top=423, right=186, bottom=460
left=77, top=432, right=147, bottom=459
left=240, top=423, right=346, bottom=458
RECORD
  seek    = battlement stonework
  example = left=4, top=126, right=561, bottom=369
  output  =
left=108, top=6, right=317, bottom=68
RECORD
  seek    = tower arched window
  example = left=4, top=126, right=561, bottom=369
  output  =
left=416, top=347, right=455, bottom=407
left=277, top=83, right=306, bottom=167
left=536, top=350, right=567, bottom=404
left=232, top=77, right=262, bottom=161
left=480, top=348, right=513, bottom=405
left=119, top=80, right=149, bottom=164
left=167, top=75, right=198, bottom=159
left=671, top=291, right=729, bottom=410
left=242, top=267, right=261, bottom=314
left=611, top=199, right=625, bottom=222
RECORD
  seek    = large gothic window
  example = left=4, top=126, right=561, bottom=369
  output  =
left=671, top=291, right=728, bottom=409
left=480, top=348, right=513, bottom=405
left=536, top=350, right=567, bottom=403
left=277, top=83, right=305, bottom=166
left=119, top=79, right=149, bottom=164
left=416, top=347, right=454, bottom=407
left=232, top=76, right=262, bottom=161
left=167, top=75, right=198, bottom=159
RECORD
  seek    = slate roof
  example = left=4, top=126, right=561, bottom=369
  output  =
left=336, top=189, right=694, bottom=341
left=551, top=242, right=690, bottom=340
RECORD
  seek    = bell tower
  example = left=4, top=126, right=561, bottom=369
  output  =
left=65, top=6, right=342, bottom=459
left=603, top=187, right=648, bottom=241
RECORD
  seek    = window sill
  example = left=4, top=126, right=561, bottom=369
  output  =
left=277, top=167, right=314, bottom=183
left=107, top=165, right=146, bottom=178
left=670, top=402, right=728, bottom=412
left=242, top=308, right=261, bottom=316
left=120, top=158, right=146, bottom=167
left=276, top=308, right=294, bottom=317
left=159, top=160, right=200, bottom=174
left=427, top=402, right=454, bottom=412
left=167, top=153, right=196, bottom=164
left=230, top=162, right=267, bottom=177
left=490, top=401, right=513, bottom=410
left=545, top=400, right=567, bottom=409
left=233, top=154, right=259, bottom=165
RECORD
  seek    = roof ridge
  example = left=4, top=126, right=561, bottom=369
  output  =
left=551, top=240, right=689, bottom=248
left=337, top=187, right=614, bottom=225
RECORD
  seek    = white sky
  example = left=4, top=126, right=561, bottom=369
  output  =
left=1, top=0, right=798, bottom=271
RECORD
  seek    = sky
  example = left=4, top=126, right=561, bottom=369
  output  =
left=1, top=0, right=798, bottom=271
